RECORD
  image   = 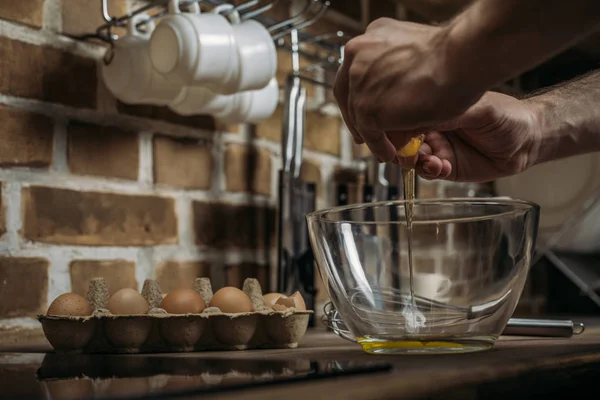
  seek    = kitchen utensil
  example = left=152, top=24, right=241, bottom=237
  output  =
left=149, top=0, right=240, bottom=92
left=306, top=198, right=540, bottom=354
left=277, top=34, right=317, bottom=325
left=322, top=302, right=585, bottom=341
left=101, top=12, right=181, bottom=105
left=349, top=288, right=511, bottom=329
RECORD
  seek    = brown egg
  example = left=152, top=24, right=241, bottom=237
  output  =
left=107, top=288, right=149, bottom=315
left=160, top=288, right=206, bottom=314
left=274, top=291, right=307, bottom=311
left=47, top=293, right=93, bottom=316
left=263, top=292, right=284, bottom=308
left=209, top=286, right=254, bottom=313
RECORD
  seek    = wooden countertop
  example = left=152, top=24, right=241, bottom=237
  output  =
left=2, top=318, right=600, bottom=399
left=195, top=318, right=600, bottom=399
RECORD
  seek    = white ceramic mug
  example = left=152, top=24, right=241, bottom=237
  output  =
left=149, top=0, right=239, bottom=93
left=410, top=273, right=453, bottom=301
left=170, top=77, right=279, bottom=123
left=212, top=4, right=277, bottom=92
left=101, top=13, right=181, bottom=105
left=168, top=85, right=230, bottom=116
left=214, top=77, right=279, bottom=124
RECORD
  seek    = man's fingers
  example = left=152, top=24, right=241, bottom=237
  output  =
left=440, top=159, right=452, bottom=179
left=363, top=130, right=397, bottom=163
left=420, top=154, right=443, bottom=176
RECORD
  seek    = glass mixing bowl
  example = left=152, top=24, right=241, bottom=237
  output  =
left=307, top=198, right=540, bottom=355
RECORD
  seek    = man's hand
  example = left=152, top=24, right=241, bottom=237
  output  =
left=334, top=18, right=484, bottom=163
left=392, top=91, right=540, bottom=183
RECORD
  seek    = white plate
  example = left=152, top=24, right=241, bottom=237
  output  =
left=494, top=153, right=600, bottom=236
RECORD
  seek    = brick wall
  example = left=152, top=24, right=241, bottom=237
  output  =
left=0, top=0, right=374, bottom=334
left=0, top=0, right=543, bottom=337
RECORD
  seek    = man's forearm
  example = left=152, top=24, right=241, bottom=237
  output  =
left=443, top=0, right=600, bottom=93
left=525, top=70, right=600, bottom=166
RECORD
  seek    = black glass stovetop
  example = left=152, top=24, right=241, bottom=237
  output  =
left=0, top=352, right=391, bottom=400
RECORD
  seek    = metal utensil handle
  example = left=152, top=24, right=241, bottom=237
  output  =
left=292, top=86, right=307, bottom=179
left=504, top=318, right=585, bottom=338
left=322, top=302, right=585, bottom=340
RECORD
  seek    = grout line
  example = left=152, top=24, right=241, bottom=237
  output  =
left=51, top=118, right=69, bottom=173
left=138, top=132, right=154, bottom=187
left=0, top=94, right=215, bottom=141
left=43, top=0, right=62, bottom=32
left=4, top=182, right=22, bottom=252
left=0, top=168, right=277, bottom=206
left=211, top=132, right=225, bottom=196
left=0, top=18, right=104, bottom=59
left=136, top=248, right=155, bottom=290
left=175, top=196, right=194, bottom=248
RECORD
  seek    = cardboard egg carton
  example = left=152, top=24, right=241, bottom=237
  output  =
left=37, top=277, right=312, bottom=354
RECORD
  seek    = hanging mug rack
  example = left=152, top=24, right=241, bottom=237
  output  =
left=73, top=0, right=350, bottom=76
left=70, top=0, right=352, bottom=125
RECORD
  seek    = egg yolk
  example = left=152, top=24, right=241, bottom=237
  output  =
left=397, top=134, right=425, bottom=157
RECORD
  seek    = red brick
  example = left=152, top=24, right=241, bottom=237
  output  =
left=417, top=180, right=439, bottom=199
left=193, top=202, right=276, bottom=250
left=67, top=121, right=139, bottom=180
left=255, top=107, right=342, bottom=157
left=0, top=257, right=49, bottom=317
left=153, top=135, right=213, bottom=189
left=224, top=144, right=272, bottom=196
left=22, top=186, right=177, bottom=246
left=62, top=0, right=128, bottom=36
left=225, top=263, right=268, bottom=290
left=156, top=261, right=211, bottom=294
left=333, top=167, right=362, bottom=183
left=255, top=105, right=282, bottom=142
left=300, top=159, right=322, bottom=199
left=69, top=259, right=137, bottom=297
left=0, top=105, right=53, bottom=167
left=413, top=256, right=436, bottom=274
left=352, top=143, right=369, bottom=159
left=0, top=37, right=97, bottom=108
left=0, top=0, right=44, bottom=28
left=305, top=111, right=341, bottom=156
left=116, top=102, right=216, bottom=131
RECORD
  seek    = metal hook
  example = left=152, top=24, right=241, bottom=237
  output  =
left=239, top=0, right=280, bottom=20
left=271, top=1, right=330, bottom=41
left=101, top=0, right=112, bottom=23
left=267, top=0, right=319, bottom=33
left=304, top=30, right=351, bottom=45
